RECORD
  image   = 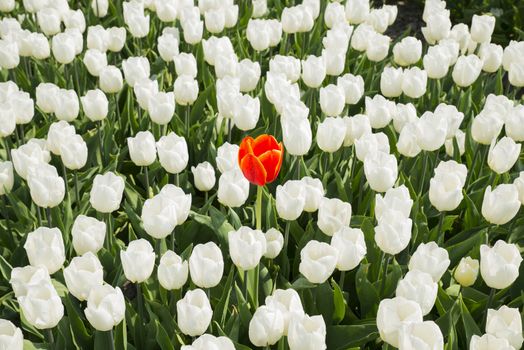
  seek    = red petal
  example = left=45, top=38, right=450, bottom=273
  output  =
left=252, top=134, right=280, bottom=157
left=240, top=153, right=267, bottom=186
left=258, top=147, right=283, bottom=183
left=238, top=136, right=254, bottom=164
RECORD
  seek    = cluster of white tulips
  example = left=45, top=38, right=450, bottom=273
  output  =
left=0, top=0, right=523, bottom=349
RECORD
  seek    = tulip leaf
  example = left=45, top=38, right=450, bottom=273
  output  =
left=326, top=322, right=379, bottom=350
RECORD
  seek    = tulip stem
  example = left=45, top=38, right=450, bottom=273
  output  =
left=137, top=283, right=145, bottom=326
left=106, top=213, right=113, bottom=252
left=74, top=170, right=80, bottom=204
left=185, top=106, right=190, bottom=137
left=465, top=145, right=480, bottom=191
left=379, top=253, right=390, bottom=297
left=436, top=211, right=445, bottom=245
left=283, top=221, right=290, bottom=257
left=482, top=288, right=495, bottom=328
left=62, top=162, right=69, bottom=198
left=108, top=329, right=115, bottom=350
left=98, top=121, right=104, bottom=166
left=256, top=186, right=262, bottom=230
left=144, top=166, right=150, bottom=198
left=36, top=206, right=42, bottom=227
left=419, top=151, right=428, bottom=197
left=45, top=329, right=54, bottom=345
left=339, top=271, right=346, bottom=290
left=46, top=207, right=52, bottom=227
left=243, top=269, right=248, bottom=303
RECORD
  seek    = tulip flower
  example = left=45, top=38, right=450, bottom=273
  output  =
left=399, top=321, right=444, bottom=350
left=377, top=297, right=423, bottom=347
left=470, top=334, right=514, bottom=350
left=485, top=306, right=523, bottom=349
left=0, top=319, right=23, bottom=350
left=249, top=305, right=285, bottom=347
left=238, top=134, right=283, bottom=187
left=395, top=270, right=437, bottom=315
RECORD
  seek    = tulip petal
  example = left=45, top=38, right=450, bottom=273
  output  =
left=238, top=136, right=254, bottom=164
left=252, top=134, right=280, bottom=156
left=240, top=153, right=267, bottom=186
left=258, top=146, right=283, bottom=183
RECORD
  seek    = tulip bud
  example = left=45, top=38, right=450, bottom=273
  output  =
left=414, top=111, right=447, bottom=151
left=377, top=297, right=423, bottom=347
left=288, top=314, right=327, bottom=350
left=366, top=32, right=390, bottom=62
left=401, top=67, right=427, bottom=98
left=191, top=162, right=215, bottom=192
left=120, top=239, right=155, bottom=283
left=217, top=169, right=250, bottom=207
left=148, top=91, right=176, bottom=125
left=91, top=0, right=109, bottom=17
left=299, top=177, right=324, bottom=213
left=87, top=25, right=109, bottom=52
left=508, top=61, right=524, bottom=87
left=71, top=215, right=106, bottom=255
left=301, top=55, right=326, bottom=88
left=399, top=321, right=444, bottom=350
left=452, top=55, right=483, bottom=87
left=331, top=227, right=366, bottom=271
left=342, top=115, right=371, bottom=147
left=83, top=49, right=108, bottom=78
left=27, top=163, right=65, bottom=208
left=181, top=18, right=204, bottom=45
left=216, top=142, right=239, bottom=173
left=423, top=45, right=451, bottom=79
left=158, top=184, right=191, bottom=225
left=232, top=94, right=260, bottom=131
left=99, top=65, right=123, bottom=93
left=396, top=270, right=437, bottom=315
left=173, top=75, right=199, bottom=106
left=487, top=137, right=521, bottom=174
left=269, top=55, right=301, bottom=83
left=264, top=228, right=284, bottom=259
left=454, top=256, right=479, bottom=287
left=486, top=306, right=523, bottom=349
left=319, top=84, right=345, bottom=117
left=10, top=265, right=51, bottom=299
left=228, top=226, right=266, bottom=270
left=375, top=185, right=413, bottom=221
left=158, top=250, right=188, bottom=290
left=365, top=94, right=396, bottom=129
left=0, top=161, right=14, bottom=195
left=0, top=0, right=15, bottom=12
left=481, top=185, right=520, bottom=226
left=81, top=89, right=109, bottom=121
left=299, top=240, right=338, bottom=284
left=408, top=241, right=450, bottom=282
left=445, top=130, right=466, bottom=157
left=46, top=122, right=74, bottom=154
left=156, top=132, right=188, bottom=174
left=422, top=11, right=451, bottom=44
left=134, top=78, right=158, bottom=110
left=364, top=151, right=398, bottom=193
left=36, top=83, right=59, bottom=114
left=122, top=57, right=150, bottom=88
left=249, top=305, right=285, bottom=347
left=317, top=117, right=346, bottom=153
left=337, top=73, right=364, bottom=105
left=177, top=289, right=213, bottom=336
left=18, top=283, right=64, bottom=329
left=236, top=59, right=260, bottom=92
left=107, top=27, right=126, bottom=52
left=480, top=240, right=522, bottom=289
left=514, top=171, right=524, bottom=205
left=11, top=138, right=51, bottom=180
left=85, top=284, right=125, bottom=331
left=380, top=67, right=403, bottom=98
left=60, top=134, right=88, bottom=170
left=141, top=193, right=177, bottom=239
left=24, top=227, right=65, bottom=274
left=471, top=110, right=504, bottom=145
left=64, top=252, right=104, bottom=301
left=397, top=123, right=421, bottom=158
left=158, top=31, right=179, bottom=62
left=189, top=242, right=224, bottom=288
left=0, top=319, right=23, bottom=350
left=127, top=131, right=156, bottom=167
left=479, top=43, right=503, bottom=73
left=317, top=197, right=352, bottom=236
left=471, top=14, right=495, bottom=44
left=185, top=334, right=235, bottom=350
left=0, top=38, right=19, bottom=69
left=89, top=172, right=125, bottom=213
left=374, top=209, right=412, bottom=255
left=275, top=180, right=306, bottom=221
left=156, top=0, right=177, bottom=22
left=281, top=111, right=312, bottom=156
left=37, top=8, right=61, bottom=36
left=51, top=32, right=76, bottom=65
left=393, top=37, right=422, bottom=66
left=429, top=160, right=467, bottom=211
left=252, top=0, right=267, bottom=18
left=470, top=334, right=515, bottom=350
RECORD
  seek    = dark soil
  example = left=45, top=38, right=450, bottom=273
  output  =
left=384, top=0, right=425, bottom=40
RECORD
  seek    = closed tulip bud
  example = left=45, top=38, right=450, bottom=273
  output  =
left=205, top=8, right=226, bottom=34
left=148, top=91, right=175, bottom=125
left=90, top=172, right=125, bottom=213
left=394, top=37, right=422, bottom=66
left=482, top=185, right=520, bottom=226
left=83, top=49, right=107, bottom=76
left=11, top=138, right=51, bottom=180
left=249, top=305, right=284, bottom=347
left=264, top=228, right=284, bottom=259
left=238, top=59, right=260, bottom=92
left=156, top=132, right=188, bottom=174
left=265, top=289, right=304, bottom=337
left=91, top=0, right=109, bottom=17
left=375, top=185, right=413, bottom=221
left=351, top=23, right=374, bottom=51
left=377, top=297, right=423, bottom=348
left=228, top=226, right=266, bottom=270
left=471, top=14, right=495, bottom=44
left=454, top=257, right=479, bottom=287
left=345, top=0, right=369, bottom=24
left=366, top=8, right=389, bottom=33
left=288, top=314, right=326, bottom=350
left=322, top=49, right=345, bottom=77
left=122, top=57, right=150, bottom=87
left=46, top=121, right=76, bottom=156
left=51, top=33, right=76, bottom=65
left=64, top=9, right=86, bottom=33
left=429, top=171, right=465, bottom=212
left=299, top=240, right=338, bottom=284
left=396, top=270, right=437, bottom=315
left=177, top=289, right=212, bottom=336
left=470, top=334, right=515, bottom=350
left=172, top=75, right=198, bottom=106
left=331, top=227, right=366, bottom=271
left=0, top=161, right=14, bottom=195
left=375, top=209, right=412, bottom=255
left=85, top=284, right=125, bottom=331
left=127, top=131, right=156, bottom=167
left=71, top=215, right=106, bottom=255
left=316, top=117, right=346, bottom=153
left=366, top=32, right=390, bottom=62
left=27, top=163, right=65, bottom=208
left=127, top=12, right=150, bottom=38
left=246, top=19, right=270, bottom=51
left=480, top=240, right=522, bottom=289
left=0, top=319, right=23, bottom=350
left=422, top=11, right=451, bottom=44
left=337, top=73, right=364, bottom=105
left=218, top=169, right=250, bottom=207
left=399, top=321, right=444, bottom=350
left=487, top=137, right=521, bottom=174
left=87, top=25, right=109, bottom=52
left=317, top=197, right=351, bottom=236
left=54, top=88, right=79, bottom=122
left=173, top=53, right=197, bottom=78
left=60, top=134, right=88, bottom=170
left=445, top=130, right=466, bottom=157
left=299, top=177, right=324, bottom=212
left=423, top=45, right=451, bottom=79
left=216, top=142, right=239, bottom=173
left=365, top=95, right=396, bottom=129
left=514, top=172, right=524, bottom=205
left=24, top=227, right=65, bottom=274
left=414, top=111, right=447, bottom=151
left=158, top=250, right=188, bottom=290
left=276, top=180, right=306, bottom=221
left=185, top=334, right=235, bottom=350
left=471, top=110, right=504, bottom=145
left=37, top=8, right=61, bottom=36
left=408, top=241, right=450, bottom=282
left=99, top=65, right=123, bottom=94
left=486, top=306, right=523, bottom=349
left=505, top=105, right=524, bottom=141
left=0, top=0, right=15, bottom=12
left=509, top=61, right=524, bottom=87
left=319, top=84, right=345, bottom=117
left=105, top=27, right=125, bottom=52
left=120, top=239, right=155, bottom=283
left=158, top=184, right=191, bottom=225
left=36, top=83, right=59, bottom=114
left=157, top=31, right=179, bottom=62
left=301, top=55, right=326, bottom=88
left=10, top=90, right=34, bottom=125
left=324, top=2, right=346, bottom=28
left=80, top=89, right=108, bottom=122
left=402, top=67, right=427, bottom=98
left=10, top=265, right=51, bottom=299
left=191, top=162, right=215, bottom=192
left=342, top=115, right=371, bottom=147
left=155, top=0, right=177, bottom=22
left=392, top=103, right=417, bottom=133
left=252, top=0, right=267, bottom=18
left=189, top=242, right=224, bottom=288
left=479, top=43, right=503, bottom=73
left=182, top=18, right=204, bottom=45
left=232, top=94, right=259, bottom=131
left=364, top=151, right=397, bottom=193
left=0, top=39, right=19, bottom=69
left=64, top=252, right=104, bottom=301
left=452, top=55, right=483, bottom=87
left=18, top=283, right=64, bottom=329
left=269, top=55, right=301, bottom=83
left=355, top=132, right=390, bottom=162
left=281, top=111, right=312, bottom=156
left=381, top=67, right=403, bottom=98
left=141, top=194, right=177, bottom=239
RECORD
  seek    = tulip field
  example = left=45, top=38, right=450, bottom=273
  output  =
left=1, top=0, right=524, bottom=349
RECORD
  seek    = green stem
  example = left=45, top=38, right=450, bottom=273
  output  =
left=256, top=186, right=263, bottom=230
left=108, top=329, right=115, bottom=350
left=436, top=211, right=445, bottom=245
left=379, top=253, right=390, bottom=297
left=106, top=213, right=113, bottom=252
left=46, top=207, right=52, bottom=227
left=45, top=328, right=54, bottom=346
left=283, top=220, right=290, bottom=255
left=482, top=288, right=495, bottom=328
left=243, top=269, right=248, bottom=303
left=98, top=121, right=104, bottom=166
left=144, top=166, right=150, bottom=198
left=185, top=106, right=190, bottom=137
left=419, top=151, right=428, bottom=196
left=74, top=170, right=80, bottom=205
left=339, top=271, right=346, bottom=290
left=36, top=206, right=42, bottom=227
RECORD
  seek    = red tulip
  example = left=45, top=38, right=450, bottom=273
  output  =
left=238, top=134, right=284, bottom=186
